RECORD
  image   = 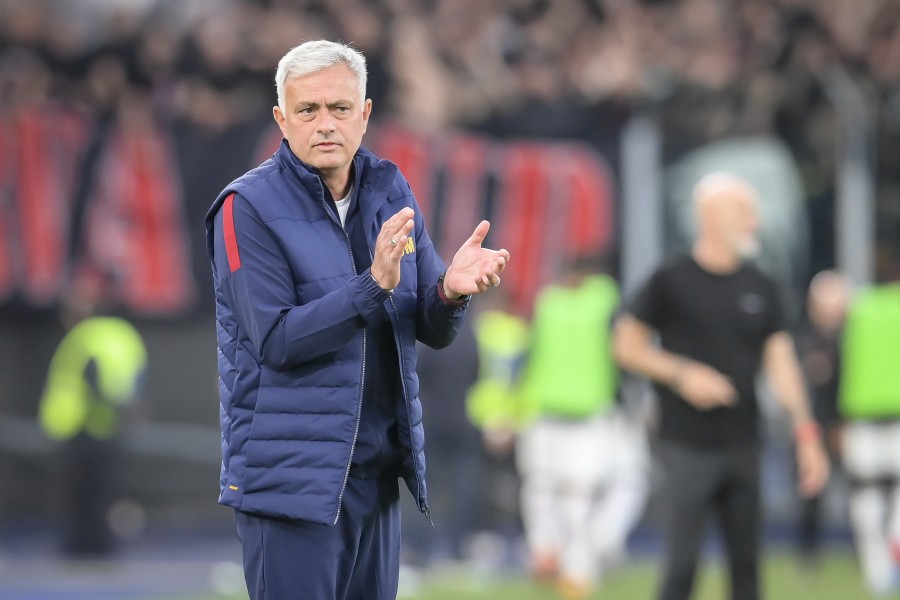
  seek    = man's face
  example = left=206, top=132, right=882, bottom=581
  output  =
left=273, top=64, right=371, bottom=176
left=728, top=193, right=761, bottom=259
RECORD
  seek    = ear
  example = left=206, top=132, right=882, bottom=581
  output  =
left=273, top=105, right=287, bottom=137
left=361, top=99, right=373, bottom=132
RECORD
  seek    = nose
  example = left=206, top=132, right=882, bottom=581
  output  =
left=316, top=110, right=336, bottom=134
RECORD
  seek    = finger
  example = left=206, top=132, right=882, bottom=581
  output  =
left=722, top=385, right=738, bottom=404
left=382, top=208, right=415, bottom=238
left=710, top=377, right=737, bottom=404
left=713, top=391, right=735, bottom=406
left=395, top=218, right=415, bottom=242
left=390, top=232, right=412, bottom=259
left=386, top=219, right=414, bottom=253
left=467, top=220, right=491, bottom=247
left=391, top=230, right=412, bottom=260
left=493, top=254, right=508, bottom=274
left=691, top=396, right=716, bottom=411
left=800, top=467, right=821, bottom=497
left=393, top=207, right=415, bottom=223
left=382, top=208, right=411, bottom=233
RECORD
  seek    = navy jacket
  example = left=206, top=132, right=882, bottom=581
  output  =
left=205, top=140, right=467, bottom=525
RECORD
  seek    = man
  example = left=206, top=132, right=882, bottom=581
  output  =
left=517, top=256, right=648, bottom=599
left=613, top=173, right=828, bottom=600
left=204, top=40, right=509, bottom=600
left=838, top=279, right=900, bottom=595
left=793, top=270, right=851, bottom=564
left=40, top=274, right=147, bottom=556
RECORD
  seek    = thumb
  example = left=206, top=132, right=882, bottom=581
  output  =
left=467, top=220, right=491, bottom=247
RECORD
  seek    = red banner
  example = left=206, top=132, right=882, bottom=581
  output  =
left=1, top=118, right=614, bottom=317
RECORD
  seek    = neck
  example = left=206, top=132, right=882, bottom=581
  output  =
left=692, top=238, right=741, bottom=274
left=322, top=170, right=352, bottom=201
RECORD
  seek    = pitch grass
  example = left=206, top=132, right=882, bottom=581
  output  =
left=400, top=553, right=881, bottom=600
left=162, top=550, right=899, bottom=600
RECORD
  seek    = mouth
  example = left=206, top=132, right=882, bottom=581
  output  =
left=315, top=141, right=340, bottom=150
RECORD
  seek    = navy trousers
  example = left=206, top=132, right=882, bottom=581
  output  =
left=234, top=474, right=401, bottom=600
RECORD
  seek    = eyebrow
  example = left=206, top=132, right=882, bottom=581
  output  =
left=294, top=100, right=353, bottom=110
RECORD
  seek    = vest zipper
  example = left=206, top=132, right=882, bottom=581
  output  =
left=324, top=196, right=364, bottom=526
left=388, top=296, right=430, bottom=519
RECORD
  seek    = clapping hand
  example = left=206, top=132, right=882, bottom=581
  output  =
left=442, top=220, right=510, bottom=299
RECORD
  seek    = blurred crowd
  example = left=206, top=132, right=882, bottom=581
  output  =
left=1, top=0, right=899, bottom=280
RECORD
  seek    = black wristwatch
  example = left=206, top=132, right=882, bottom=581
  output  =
left=438, top=272, right=470, bottom=305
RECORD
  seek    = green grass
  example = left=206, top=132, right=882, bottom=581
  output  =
left=159, top=550, right=900, bottom=600
left=402, top=552, right=893, bottom=600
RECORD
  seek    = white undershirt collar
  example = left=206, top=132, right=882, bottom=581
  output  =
left=335, top=186, right=352, bottom=226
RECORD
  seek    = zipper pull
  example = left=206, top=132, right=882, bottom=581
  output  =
left=424, top=505, right=435, bottom=528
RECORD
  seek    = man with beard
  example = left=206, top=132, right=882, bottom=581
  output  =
left=613, top=173, right=829, bottom=600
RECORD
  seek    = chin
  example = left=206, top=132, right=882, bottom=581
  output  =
left=309, top=156, right=346, bottom=171
left=737, top=240, right=762, bottom=259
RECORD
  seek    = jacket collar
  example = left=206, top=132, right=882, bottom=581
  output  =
left=275, top=138, right=394, bottom=185
left=275, top=139, right=399, bottom=236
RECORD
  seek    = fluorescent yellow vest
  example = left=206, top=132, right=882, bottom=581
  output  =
left=839, top=284, right=900, bottom=420
left=40, top=316, right=147, bottom=441
left=519, top=275, right=619, bottom=421
left=466, top=309, right=530, bottom=430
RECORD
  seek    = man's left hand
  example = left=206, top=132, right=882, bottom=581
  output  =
left=796, top=435, right=830, bottom=498
left=443, top=220, right=510, bottom=298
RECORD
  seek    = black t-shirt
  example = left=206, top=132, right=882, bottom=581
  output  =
left=627, top=255, right=786, bottom=447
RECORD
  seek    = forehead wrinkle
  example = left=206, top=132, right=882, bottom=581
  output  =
left=284, top=64, right=363, bottom=106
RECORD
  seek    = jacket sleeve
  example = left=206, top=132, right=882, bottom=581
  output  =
left=212, top=193, right=391, bottom=371
left=410, top=197, right=468, bottom=349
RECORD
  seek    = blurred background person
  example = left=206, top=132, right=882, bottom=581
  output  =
left=837, top=277, right=900, bottom=596
left=402, top=317, right=481, bottom=570
left=614, top=173, right=829, bottom=600
left=516, top=255, right=648, bottom=599
left=38, top=273, right=147, bottom=557
left=465, top=289, right=529, bottom=569
left=793, top=269, right=853, bottom=566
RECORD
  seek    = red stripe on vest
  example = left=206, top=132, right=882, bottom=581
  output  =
left=223, top=193, right=241, bottom=272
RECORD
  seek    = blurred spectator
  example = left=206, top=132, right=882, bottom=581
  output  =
left=1, top=0, right=899, bottom=302
left=467, top=289, right=528, bottom=457
left=793, top=270, right=852, bottom=565
left=38, top=273, right=147, bottom=556
left=613, top=173, right=828, bottom=600
left=837, top=279, right=900, bottom=596
left=466, top=290, right=529, bottom=563
left=402, top=317, right=482, bottom=567
left=516, top=255, right=647, bottom=599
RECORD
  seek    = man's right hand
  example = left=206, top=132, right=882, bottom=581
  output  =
left=371, top=207, right=415, bottom=291
left=674, top=361, right=737, bottom=411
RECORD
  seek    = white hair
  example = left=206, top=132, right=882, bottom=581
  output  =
left=275, top=40, right=367, bottom=112
left=692, top=172, right=757, bottom=209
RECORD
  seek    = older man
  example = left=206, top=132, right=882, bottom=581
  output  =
left=205, top=40, right=509, bottom=600
left=613, top=173, right=828, bottom=600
